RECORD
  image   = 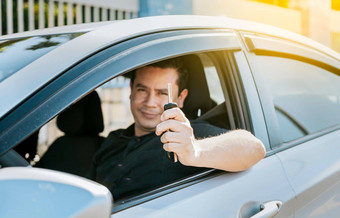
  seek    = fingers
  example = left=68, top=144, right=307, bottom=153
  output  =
left=161, top=107, right=187, bottom=122
left=156, top=108, right=191, bottom=136
left=161, top=131, right=192, bottom=144
left=157, top=107, right=196, bottom=166
left=163, top=142, right=192, bottom=154
left=163, top=140, right=196, bottom=166
left=155, top=119, right=193, bottom=136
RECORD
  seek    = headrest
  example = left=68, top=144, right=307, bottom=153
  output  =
left=181, top=55, right=214, bottom=119
left=57, top=91, right=104, bottom=136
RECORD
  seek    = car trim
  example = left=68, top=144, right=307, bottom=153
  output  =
left=244, top=34, right=340, bottom=74
left=231, top=49, right=271, bottom=150
left=272, top=125, right=340, bottom=154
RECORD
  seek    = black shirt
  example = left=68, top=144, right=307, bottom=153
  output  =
left=89, top=120, right=226, bottom=200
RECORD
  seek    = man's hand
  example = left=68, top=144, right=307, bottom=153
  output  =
left=156, top=107, right=266, bottom=172
left=155, top=107, right=197, bottom=166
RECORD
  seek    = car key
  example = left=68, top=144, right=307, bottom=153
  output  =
left=164, top=83, right=178, bottom=163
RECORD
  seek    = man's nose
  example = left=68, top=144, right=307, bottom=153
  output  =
left=144, top=92, right=157, bottom=107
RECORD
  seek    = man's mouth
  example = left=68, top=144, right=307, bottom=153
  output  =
left=139, top=109, right=161, bottom=119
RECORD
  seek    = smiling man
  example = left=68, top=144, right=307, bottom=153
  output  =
left=130, top=66, right=187, bottom=137
left=89, top=57, right=265, bottom=200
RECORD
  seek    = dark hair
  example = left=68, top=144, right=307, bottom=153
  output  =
left=130, top=57, right=189, bottom=94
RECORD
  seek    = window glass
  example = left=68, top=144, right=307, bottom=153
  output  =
left=255, top=55, right=340, bottom=142
left=0, top=33, right=84, bottom=82
left=199, top=54, right=225, bottom=105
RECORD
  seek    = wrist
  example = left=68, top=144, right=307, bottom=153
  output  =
left=191, top=138, right=203, bottom=167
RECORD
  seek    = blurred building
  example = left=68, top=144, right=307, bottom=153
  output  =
left=2, top=0, right=338, bottom=50
left=139, top=0, right=340, bottom=52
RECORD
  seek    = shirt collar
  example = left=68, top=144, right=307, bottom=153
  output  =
left=119, top=123, right=156, bottom=139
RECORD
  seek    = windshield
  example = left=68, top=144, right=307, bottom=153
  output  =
left=0, top=33, right=84, bottom=83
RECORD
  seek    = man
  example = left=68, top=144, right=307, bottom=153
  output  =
left=89, top=58, right=265, bottom=200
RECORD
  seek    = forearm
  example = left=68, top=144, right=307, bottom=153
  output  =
left=157, top=108, right=265, bottom=172
left=191, top=130, right=266, bottom=172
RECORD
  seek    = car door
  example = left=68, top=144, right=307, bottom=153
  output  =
left=106, top=38, right=295, bottom=217
left=243, top=33, right=340, bottom=217
left=0, top=28, right=294, bottom=217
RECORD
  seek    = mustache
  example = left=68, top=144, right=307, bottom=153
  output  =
left=139, top=106, right=162, bottom=115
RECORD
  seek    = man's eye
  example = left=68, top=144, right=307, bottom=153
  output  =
left=160, top=92, right=168, bottom=96
left=137, top=88, right=146, bottom=92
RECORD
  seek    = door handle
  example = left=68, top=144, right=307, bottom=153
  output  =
left=250, top=200, right=282, bottom=218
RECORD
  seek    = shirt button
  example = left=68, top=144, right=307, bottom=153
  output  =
left=124, top=177, right=132, bottom=184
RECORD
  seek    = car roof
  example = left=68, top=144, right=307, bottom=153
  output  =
left=0, top=21, right=114, bottom=40
left=1, top=15, right=339, bottom=118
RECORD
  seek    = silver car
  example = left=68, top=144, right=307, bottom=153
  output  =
left=0, top=15, right=339, bottom=217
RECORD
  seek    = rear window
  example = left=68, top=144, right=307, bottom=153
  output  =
left=0, top=33, right=84, bottom=83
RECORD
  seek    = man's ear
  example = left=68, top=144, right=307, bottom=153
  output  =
left=129, top=80, right=133, bottom=99
left=177, top=88, right=188, bottom=108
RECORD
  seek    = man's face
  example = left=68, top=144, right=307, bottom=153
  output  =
left=130, top=66, right=188, bottom=136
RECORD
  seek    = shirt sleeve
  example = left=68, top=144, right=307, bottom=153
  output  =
left=190, top=120, right=227, bottom=139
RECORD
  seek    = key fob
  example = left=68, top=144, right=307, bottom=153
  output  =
left=164, top=102, right=178, bottom=162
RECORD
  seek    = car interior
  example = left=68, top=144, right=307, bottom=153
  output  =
left=34, top=91, right=105, bottom=177
left=181, top=54, right=230, bottom=129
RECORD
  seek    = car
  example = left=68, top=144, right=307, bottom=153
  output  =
left=0, top=15, right=340, bottom=217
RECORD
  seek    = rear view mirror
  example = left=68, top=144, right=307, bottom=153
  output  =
left=0, top=167, right=112, bottom=217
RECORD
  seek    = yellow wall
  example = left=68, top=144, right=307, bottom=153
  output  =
left=331, top=9, right=340, bottom=52
left=331, top=10, right=340, bottom=33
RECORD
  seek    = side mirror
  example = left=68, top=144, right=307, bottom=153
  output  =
left=0, top=167, right=112, bottom=217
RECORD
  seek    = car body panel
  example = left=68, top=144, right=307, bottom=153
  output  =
left=277, top=129, right=340, bottom=217
left=112, top=155, right=295, bottom=217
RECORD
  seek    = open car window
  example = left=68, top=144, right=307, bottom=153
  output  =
left=1, top=29, right=242, bottom=213
left=23, top=52, right=232, bottom=210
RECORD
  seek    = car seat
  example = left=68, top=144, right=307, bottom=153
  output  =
left=181, top=54, right=230, bottom=129
left=181, top=54, right=217, bottom=120
left=35, top=91, right=104, bottom=177
left=14, top=130, right=39, bottom=162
